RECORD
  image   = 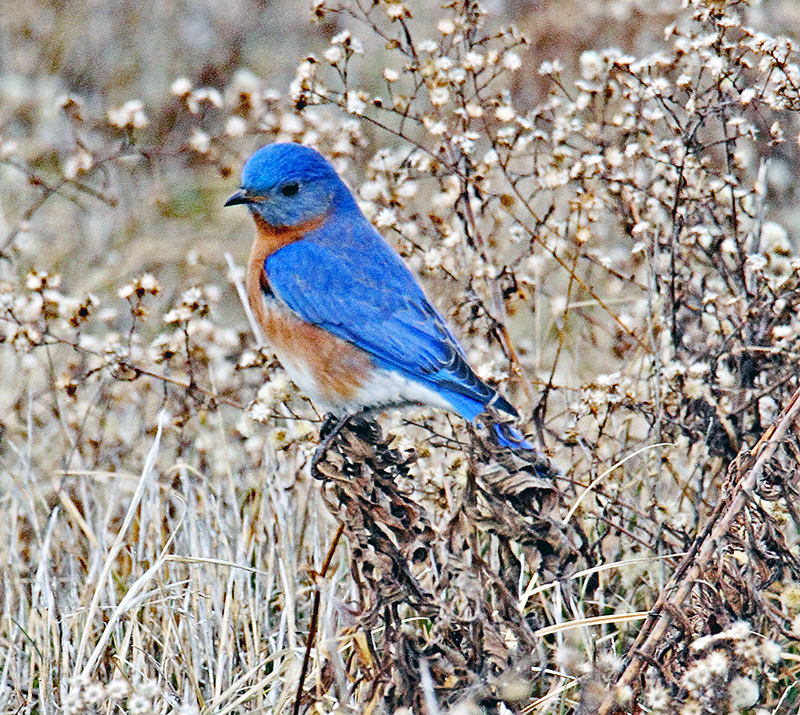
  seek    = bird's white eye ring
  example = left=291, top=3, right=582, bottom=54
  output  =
left=280, top=182, right=300, bottom=197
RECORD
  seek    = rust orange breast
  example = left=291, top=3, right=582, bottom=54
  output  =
left=246, top=215, right=373, bottom=404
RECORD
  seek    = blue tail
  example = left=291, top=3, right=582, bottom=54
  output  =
left=491, top=421, right=536, bottom=450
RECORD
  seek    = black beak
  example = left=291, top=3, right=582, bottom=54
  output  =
left=224, top=189, right=253, bottom=207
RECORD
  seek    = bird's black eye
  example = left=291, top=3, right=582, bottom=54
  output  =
left=280, top=182, right=300, bottom=197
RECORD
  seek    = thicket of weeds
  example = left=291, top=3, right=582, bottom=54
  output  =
left=3, top=0, right=800, bottom=712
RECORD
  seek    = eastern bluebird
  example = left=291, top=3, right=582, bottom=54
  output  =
left=225, top=142, right=532, bottom=449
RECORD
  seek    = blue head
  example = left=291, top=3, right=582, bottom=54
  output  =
left=225, top=143, right=357, bottom=227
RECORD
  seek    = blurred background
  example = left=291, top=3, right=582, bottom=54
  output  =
left=3, top=0, right=797, bottom=297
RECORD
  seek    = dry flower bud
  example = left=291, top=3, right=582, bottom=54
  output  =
left=171, top=77, right=193, bottom=96
left=107, top=100, right=148, bottom=129
left=189, top=128, right=211, bottom=153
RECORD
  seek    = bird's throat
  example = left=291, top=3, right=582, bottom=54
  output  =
left=245, top=213, right=326, bottom=347
left=251, top=213, right=325, bottom=258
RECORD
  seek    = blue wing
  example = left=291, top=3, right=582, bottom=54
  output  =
left=264, top=215, right=515, bottom=421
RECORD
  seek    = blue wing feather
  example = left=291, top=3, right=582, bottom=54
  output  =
left=264, top=212, right=515, bottom=420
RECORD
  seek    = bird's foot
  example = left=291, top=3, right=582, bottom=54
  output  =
left=311, top=413, right=352, bottom=479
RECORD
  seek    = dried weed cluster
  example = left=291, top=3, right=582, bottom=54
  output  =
left=2, top=0, right=800, bottom=712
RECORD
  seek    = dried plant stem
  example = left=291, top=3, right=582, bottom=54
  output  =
left=293, top=521, right=345, bottom=715
left=598, top=384, right=800, bottom=714
left=72, top=409, right=167, bottom=678
left=225, top=252, right=264, bottom=347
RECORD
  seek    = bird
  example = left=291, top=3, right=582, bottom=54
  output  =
left=225, top=142, right=534, bottom=451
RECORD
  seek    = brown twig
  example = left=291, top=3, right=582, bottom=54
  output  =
left=597, top=384, right=800, bottom=714
left=293, top=521, right=345, bottom=715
